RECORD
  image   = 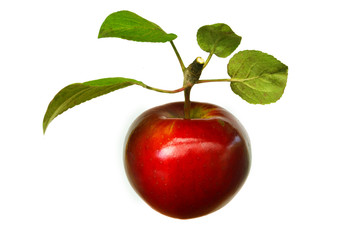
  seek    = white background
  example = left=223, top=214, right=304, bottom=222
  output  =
left=1, top=0, right=360, bottom=239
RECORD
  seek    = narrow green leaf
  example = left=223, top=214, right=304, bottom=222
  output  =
left=197, top=23, right=241, bottom=58
left=43, top=77, right=143, bottom=133
left=228, top=50, right=288, bottom=104
left=98, top=10, right=177, bottom=43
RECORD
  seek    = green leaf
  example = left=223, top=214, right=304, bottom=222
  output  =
left=228, top=50, right=288, bottom=104
left=43, top=77, right=143, bottom=133
left=98, top=10, right=177, bottom=43
left=197, top=23, right=241, bottom=58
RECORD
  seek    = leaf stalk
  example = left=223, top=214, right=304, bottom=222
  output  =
left=135, top=78, right=251, bottom=94
left=141, top=83, right=188, bottom=94
left=202, top=51, right=213, bottom=69
left=170, top=41, right=186, bottom=72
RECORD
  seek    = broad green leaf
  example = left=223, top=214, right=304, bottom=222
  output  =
left=197, top=23, right=241, bottom=58
left=98, top=10, right=177, bottom=43
left=43, top=77, right=144, bottom=133
left=228, top=50, right=288, bottom=104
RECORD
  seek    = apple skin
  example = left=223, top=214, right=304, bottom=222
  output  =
left=124, top=102, right=251, bottom=219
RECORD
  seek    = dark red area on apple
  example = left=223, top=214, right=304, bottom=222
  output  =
left=124, top=102, right=251, bottom=219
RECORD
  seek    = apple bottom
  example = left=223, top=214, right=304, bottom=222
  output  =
left=124, top=102, right=251, bottom=219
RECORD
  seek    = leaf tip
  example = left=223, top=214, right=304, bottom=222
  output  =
left=42, top=118, right=49, bottom=135
left=97, top=32, right=105, bottom=39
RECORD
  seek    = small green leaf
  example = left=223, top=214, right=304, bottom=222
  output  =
left=197, top=23, right=241, bottom=58
left=98, top=10, right=177, bottom=43
left=228, top=50, right=288, bottom=104
left=43, top=77, right=143, bottom=133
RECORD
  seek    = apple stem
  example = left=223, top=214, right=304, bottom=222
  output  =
left=183, top=87, right=192, bottom=119
left=183, top=57, right=204, bottom=119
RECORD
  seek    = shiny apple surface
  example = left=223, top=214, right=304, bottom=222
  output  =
left=124, top=102, right=251, bottom=219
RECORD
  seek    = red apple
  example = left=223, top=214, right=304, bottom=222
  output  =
left=124, top=101, right=251, bottom=219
